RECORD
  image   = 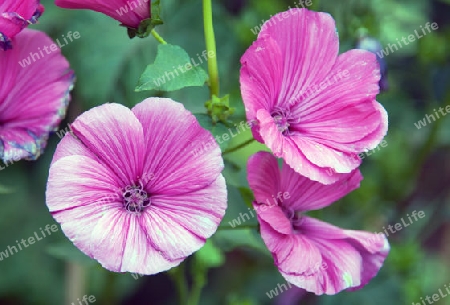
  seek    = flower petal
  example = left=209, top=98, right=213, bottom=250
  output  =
left=259, top=218, right=323, bottom=277
left=280, top=161, right=362, bottom=212
left=51, top=131, right=96, bottom=164
left=70, top=103, right=145, bottom=186
left=55, top=0, right=149, bottom=28
left=0, top=29, right=73, bottom=162
left=89, top=209, right=181, bottom=273
left=291, top=50, right=388, bottom=152
left=291, top=137, right=361, bottom=173
left=47, top=155, right=122, bottom=214
left=280, top=217, right=389, bottom=295
left=240, top=36, right=284, bottom=122
left=121, top=216, right=183, bottom=274
left=257, top=8, right=340, bottom=106
left=247, top=151, right=281, bottom=204
left=247, top=151, right=295, bottom=235
left=132, top=98, right=223, bottom=195
left=47, top=155, right=124, bottom=260
left=0, top=0, right=44, bottom=49
left=141, top=175, right=227, bottom=261
left=256, top=109, right=342, bottom=184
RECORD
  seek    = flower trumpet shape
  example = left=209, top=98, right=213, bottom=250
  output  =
left=247, top=151, right=389, bottom=295
left=240, top=9, right=388, bottom=184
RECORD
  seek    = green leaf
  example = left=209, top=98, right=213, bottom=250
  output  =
left=193, top=113, right=231, bottom=151
left=195, top=240, right=225, bottom=268
left=136, top=44, right=208, bottom=92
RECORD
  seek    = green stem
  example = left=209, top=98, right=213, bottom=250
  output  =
left=168, top=263, right=188, bottom=305
left=222, top=138, right=255, bottom=155
left=203, top=0, right=220, bottom=97
left=217, top=224, right=259, bottom=230
left=187, top=265, right=206, bottom=305
left=150, top=29, right=167, bottom=44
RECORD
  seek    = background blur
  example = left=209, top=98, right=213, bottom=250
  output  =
left=1, top=0, right=450, bottom=304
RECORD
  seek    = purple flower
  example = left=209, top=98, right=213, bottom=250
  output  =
left=0, top=29, right=74, bottom=162
left=0, top=0, right=44, bottom=50
left=240, top=9, right=388, bottom=184
left=247, top=151, right=390, bottom=295
left=46, top=98, right=227, bottom=274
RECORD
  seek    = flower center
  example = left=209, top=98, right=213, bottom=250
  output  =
left=273, top=114, right=290, bottom=133
left=122, top=184, right=151, bottom=214
left=281, top=206, right=303, bottom=229
left=271, top=107, right=292, bottom=135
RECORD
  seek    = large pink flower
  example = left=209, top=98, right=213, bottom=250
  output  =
left=46, top=99, right=227, bottom=274
left=55, top=0, right=150, bottom=30
left=240, top=8, right=388, bottom=184
left=0, top=0, right=44, bottom=50
left=0, top=29, right=74, bottom=162
left=247, top=151, right=389, bottom=295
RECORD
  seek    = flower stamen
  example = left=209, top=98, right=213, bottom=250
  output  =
left=122, top=184, right=151, bottom=214
left=271, top=107, right=293, bottom=135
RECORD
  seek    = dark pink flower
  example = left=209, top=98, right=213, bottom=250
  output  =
left=247, top=151, right=389, bottom=295
left=0, top=29, right=74, bottom=162
left=46, top=99, right=227, bottom=274
left=240, top=9, right=388, bottom=184
left=0, top=0, right=44, bottom=50
left=55, top=0, right=151, bottom=30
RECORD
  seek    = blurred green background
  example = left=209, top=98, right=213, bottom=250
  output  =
left=0, top=0, right=450, bottom=304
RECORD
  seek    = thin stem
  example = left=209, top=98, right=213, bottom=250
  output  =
left=187, top=265, right=206, bottom=305
left=222, top=138, right=255, bottom=155
left=217, top=224, right=259, bottom=230
left=168, top=263, right=188, bottom=305
left=150, top=29, right=167, bottom=44
left=203, top=0, right=219, bottom=97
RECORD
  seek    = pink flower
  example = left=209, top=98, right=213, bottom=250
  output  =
left=0, top=29, right=74, bottom=162
left=247, top=151, right=389, bottom=295
left=55, top=0, right=151, bottom=30
left=0, top=0, right=44, bottom=50
left=46, top=99, right=227, bottom=274
left=240, top=8, right=388, bottom=184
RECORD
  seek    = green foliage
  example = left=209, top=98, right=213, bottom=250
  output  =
left=205, top=94, right=235, bottom=123
left=136, top=44, right=209, bottom=92
left=194, top=113, right=231, bottom=150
